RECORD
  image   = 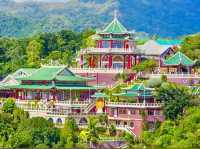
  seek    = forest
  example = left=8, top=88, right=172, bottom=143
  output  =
left=0, top=29, right=95, bottom=77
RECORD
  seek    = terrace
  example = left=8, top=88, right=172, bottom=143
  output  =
left=80, top=47, right=139, bottom=54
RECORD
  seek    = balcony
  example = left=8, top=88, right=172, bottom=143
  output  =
left=80, top=47, right=136, bottom=54
left=106, top=102, right=163, bottom=108
left=70, top=67, right=124, bottom=74
left=149, top=73, right=200, bottom=79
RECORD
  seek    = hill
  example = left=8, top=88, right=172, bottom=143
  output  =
left=0, top=0, right=200, bottom=37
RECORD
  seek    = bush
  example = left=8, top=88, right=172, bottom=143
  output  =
left=146, top=78, right=162, bottom=88
left=36, top=143, right=49, bottom=148
left=2, top=98, right=16, bottom=113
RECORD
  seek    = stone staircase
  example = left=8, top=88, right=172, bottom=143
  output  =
left=84, top=100, right=96, bottom=113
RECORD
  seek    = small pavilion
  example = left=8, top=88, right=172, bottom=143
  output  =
left=163, top=51, right=195, bottom=74
left=113, top=83, right=155, bottom=103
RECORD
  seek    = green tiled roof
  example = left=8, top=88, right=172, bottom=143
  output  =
left=55, top=75, right=94, bottom=82
left=113, top=92, right=138, bottom=97
left=56, top=86, right=97, bottom=90
left=91, top=92, right=108, bottom=98
left=9, top=85, right=53, bottom=90
left=156, top=39, right=182, bottom=45
left=22, top=66, right=91, bottom=82
left=19, top=68, right=38, bottom=74
left=123, top=83, right=146, bottom=91
left=101, top=17, right=129, bottom=34
left=23, top=66, right=63, bottom=80
left=7, top=84, right=96, bottom=90
left=164, top=51, right=195, bottom=66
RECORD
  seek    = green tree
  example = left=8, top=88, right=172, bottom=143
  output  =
left=87, top=116, right=99, bottom=146
left=9, top=130, right=32, bottom=148
left=181, top=34, right=200, bottom=61
left=61, top=117, right=79, bottom=148
left=156, top=83, right=192, bottom=120
left=109, top=124, right=116, bottom=136
left=98, top=114, right=108, bottom=126
left=18, top=117, right=59, bottom=147
left=114, top=73, right=128, bottom=83
left=26, top=40, right=42, bottom=67
left=132, top=59, right=157, bottom=72
left=2, top=98, right=16, bottom=114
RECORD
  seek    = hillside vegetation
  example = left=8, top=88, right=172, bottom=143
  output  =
left=0, top=0, right=200, bottom=37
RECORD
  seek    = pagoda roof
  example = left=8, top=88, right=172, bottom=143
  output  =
left=22, top=66, right=93, bottom=81
left=91, top=92, right=108, bottom=98
left=164, top=51, right=195, bottom=66
left=100, top=17, right=129, bottom=34
left=122, top=83, right=146, bottom=91
left=113, top=92, right=138, bottom=97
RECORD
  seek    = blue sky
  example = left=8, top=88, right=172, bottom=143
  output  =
left=14, top=0, right=68, bottom=2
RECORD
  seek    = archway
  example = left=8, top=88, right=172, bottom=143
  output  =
left=79, top=117, right=88, bottom=125
left=101, top=55, right=109, bottom=68
left=56, top=118, right=62, bottom=125
left=113, top=55, right=124, bottom=69
left=48, top=118, right=54, bottom=123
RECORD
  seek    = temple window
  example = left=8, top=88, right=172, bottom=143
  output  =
left=130, top=122, right=134, bottom=128
left=130, top=109, right=136, bottom=115
left=102, top=41, right=109, bottom=48
left=148, top=110, right=154, bottom=116
left=155, top=110, right=160, bottom=115
left=119, top=108, right=127, bottom=114
left=112, top=41, right=123, bottom=48
left=124, top=121, right=127, bottom=126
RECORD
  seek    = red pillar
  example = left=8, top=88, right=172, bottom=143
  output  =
left=99, top=55, right=102, bottom=68
left=110, top=40, right=113, bottom=48
left=127, top=55, right=132, bottom=69
left=109, top=54, right=113, bottom=68
left=100, top=40, right=102, bottom=48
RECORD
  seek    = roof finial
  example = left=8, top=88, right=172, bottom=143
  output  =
left=114, top=9, right=118, bottom=19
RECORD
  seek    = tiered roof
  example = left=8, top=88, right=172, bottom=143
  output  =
left=99, top=16, right=129, bottom=34
left=1, top=66, right=98, bottom=91
left=113, top=83, right=153, bottom=98
left=22, top=66, right=93, bottom=82
left=91, top=92, right=108, bottom=98
left=164, top=51, right=195, bottom=66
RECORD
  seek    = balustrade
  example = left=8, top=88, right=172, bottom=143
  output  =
left=107, top=102, right=163, bottom=108
left=80, top=47, right=135, bottom=54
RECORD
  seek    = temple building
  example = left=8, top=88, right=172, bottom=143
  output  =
left=0, top=66, right=164, bottom=137
left=106, top=83, right=164, bottom=136
left=79, top=15, right=141, bottom=70
left=162, top=51, right=196, bottom=74
left=0, top=66, right=99, bottom=102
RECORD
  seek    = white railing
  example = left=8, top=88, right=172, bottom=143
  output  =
left=149, top=73, right=200, bottom=78
left=80, top=47, right=135, bottom=54
left=70, top=67, right=124, bottom=74
left=107, top=102, right=163, bottom=108
left=54, top=100, right=90, bottom=106
left=16, top=100, right=90, bottom=107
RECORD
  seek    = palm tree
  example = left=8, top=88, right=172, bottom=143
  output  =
left=87, top=116, right=99, bottom=147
